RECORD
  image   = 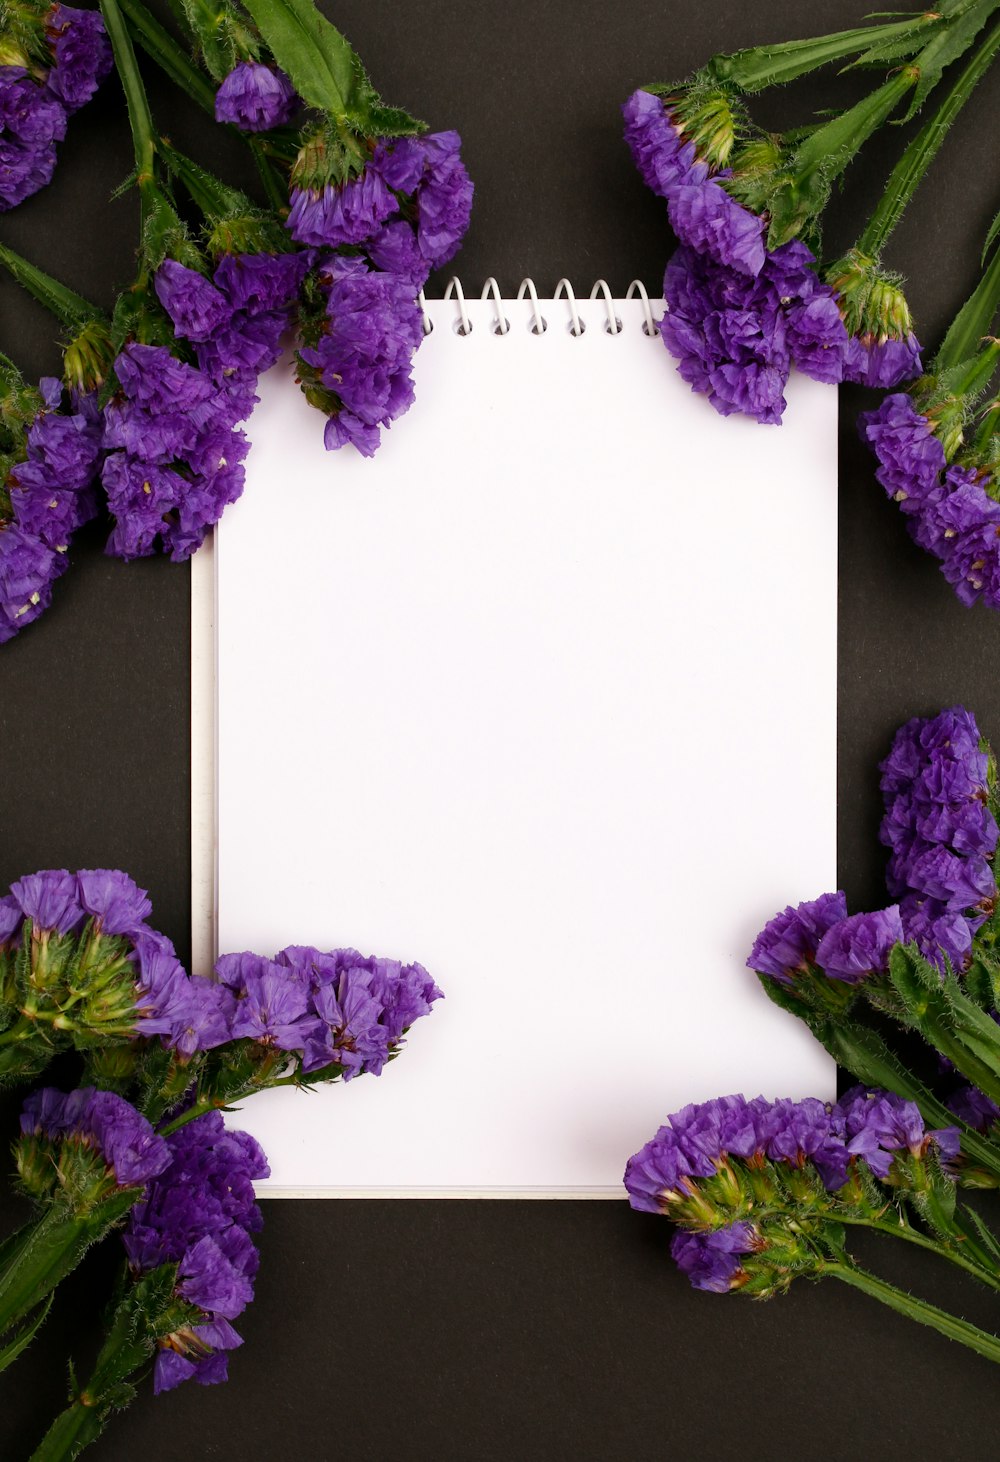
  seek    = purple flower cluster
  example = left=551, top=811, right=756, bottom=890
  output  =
left=879, top=707, right=998, bottom=970
left=286, top=131, right=471, bottom=452
left=214, top=61, right=298, bottom=132
left=862, top=394, right=1000, bottom=609
left=623, top=89, right=921, bottom=422
left=0, top=8, right=111, bottom=211
left=288, top=131, right=472, bottom=283
left=748, top=895, right=902, bottom=986
left=124, top=1111, right=269, bottom=1392
left=100, top=250, right=309, bottom=560
left=298, top=256, right=424, bottom=455
left=1, top=378, right=102, bottom=643
left=948, top=1083, right=1000, bottom=1132
left=214, top=943, right=443, bottom=1075
left=625, top=1089, right=958, bottom=1290
left=20, top=1085, right=171, bottom=1187
left=0, top=867, right=232, bottom=1054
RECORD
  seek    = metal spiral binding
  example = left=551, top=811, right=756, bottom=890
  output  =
left=418, top=280, right=660, bottom=336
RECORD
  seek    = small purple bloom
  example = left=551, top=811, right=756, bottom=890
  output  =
left=621, top=89, right=704, bottom=200
left=76, top=869, right=153, bottom=937
left=154, top=260, right=231, bottom=342
left=287, top=167, right=397, bottom=248
left=45, top=5, right=112, bottom=113
left=747, top=891, right=849, bottom=983
left=815, top=907, right=903, bottom=983
left=670, top=1223, right=754, bottom=1293
left=20, top=1086, right=170, bottom=1186
left=9, top=868, right=84, bottom=934
left=214, top=61, right=298, bottom=132
left=948, top=1084, right=1000, bottom=1133
left=668, top=178, right=766, bottom=278
left=843, top=331, right=922, bottom=389
left=0, top=521, right=64, bottom=642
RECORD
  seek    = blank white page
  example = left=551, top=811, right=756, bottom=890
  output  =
left=212, top=291, right=838, bottom=1195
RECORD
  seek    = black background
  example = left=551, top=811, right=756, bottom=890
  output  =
left=3, top=1, right=1000, bottom=1456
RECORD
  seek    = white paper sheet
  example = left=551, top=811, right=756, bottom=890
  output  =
left=206, top=291, right=838, bottom=1194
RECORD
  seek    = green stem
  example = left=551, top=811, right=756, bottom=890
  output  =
left=937, top=243, right=1000, bottom=370
left=115, top=0, right=217, bottom=114
left=708, top=15, right=941, bottom=92
left=841, top=1214, right=1000, bottom=1292
left=0, top=244, right=102, bottom=333
left=251, top=137, right=289, bottom=214
left=99, top=0, right=157, bottom=186
left=827, top=1260, right=1000, bottom=1364
left=0, top=1199, right=132, bottom=1337
left=859, top=18, right=1000, bottom=258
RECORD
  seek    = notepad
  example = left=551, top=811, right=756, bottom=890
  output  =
left=195, top=285, right=838, bottom=1195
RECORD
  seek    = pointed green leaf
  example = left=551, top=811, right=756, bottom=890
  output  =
left=904, top=0, right=1000, bottom=119
left=707, top=14, right=940, bottom=92
left=0, top=1296, right=53, bottom=1374
left=238, top=0, right=363, bottom=116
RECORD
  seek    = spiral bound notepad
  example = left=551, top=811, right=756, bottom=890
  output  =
left=192, top=281, right=838, bottom=1196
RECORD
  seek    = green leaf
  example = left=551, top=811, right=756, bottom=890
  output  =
left=0, top=1296, right=53, bottom=1374
left=962, top=1203, right=1000, bottom=1262
left=706, top=14, right=941, bottom=92
left=903, top=0, right=1000, bottom=119
left=936, top=237, right=1000, bottom=374
left=238, top=0, right=365, bottom=116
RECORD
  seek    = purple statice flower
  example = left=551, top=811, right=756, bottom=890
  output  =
left=660, top=240, right=847, bottom=425
left=834, top=1086, right=959, bottom=1175
left=8, top=868, right=85, bottom=934
left=747, top=891, right=848, bottom=984
left=76, top=869, right=153, bottom=936
left=101, top=342, right=251, bottom=561
left=843, top=331, right=923, bottom=389
left=44, top=5, right=112, bottom=112
left=861, top=396, right=1000, bottom=609
left=0, top=522, right=63, bottom=643
left=0, top=64, right=66, bottom=211
left=814, top=907, right=904, bottom=983
left=129, top=932, right=234, bottom=1056
left=287, top=131, right=472, bottom=280
left=670, top=1223, right=755, bottom=1293
left=215, top=942, right=442, bottom=1076
left=0, top=896, right=22, bottom=946
left=288, top=166, right=397, bottom=249
left=123, top=1111, right=269, bottom=1392
left=625, top=1088, right=956, bottom=1238
left=298, top=256, right=424, bottom=455
left=214, top=61, right=298, bottom=132
left=20, top=1086, right=171, bottom=1186
left=948, top=1083, right=1000, bottom=1133
left=878, top=708, right=997, bottom=969
left=621, top=88, right=705, bottom=199
left=6, top=382, right=103, bottom=551
left=621, top=90, right=764, bottom=277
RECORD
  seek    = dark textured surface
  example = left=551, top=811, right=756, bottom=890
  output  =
left=3, top=1, right=1000, bottom=1457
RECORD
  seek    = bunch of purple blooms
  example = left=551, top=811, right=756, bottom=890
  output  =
left=862, top=392, right=1000, bottom=610
left=97, top=247, right=310, bottom=562
left=0, top=370, right=103, bottom=642
left=0, top=4, right=111, bottom=211
left=19, top=1084, right=172, bottom=1189
left=879, top=707, right=998, bottom=970
left=288, top=129, right=473, bottom=452
left=626, top=1089, right=957, bottom=1294
left=215, top=943, right=443, bottom=1076
left=622, top=88, right=922, bottom=424
left=124, top=1111, right=268, bottom=1391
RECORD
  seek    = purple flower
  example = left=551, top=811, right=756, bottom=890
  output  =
left=747, top=891, right=848, bottom=984
left=375, top=131, right=474, bottom=273
left=0, top=64, right=68, bottom=210
left=668, top=178, right=766, bottom=278
left=835, top=1086, right=957, bottom=1176
left=299, top=256, right=424, bottom=455
left=154, top=260, right=231, bottom=342
left=76, top=869, right=153, bottom=936
left=226, top=953, right=318, bottom=1051
left=287, top=167, right=397, bottom=248
left=621, top=89, right=704, bottom=199
left=0, top=523, right=64, bottom=643
left=45, top=5, right=112, bottom=113
left=20, top=1086, right=171, bottom=1186
left=815, top=907, right=904, bottom=983
left=899, top=894, right=976, bottom=973
left=125, top=1112, right=268, bottom=1393
left=214, top=61, right=298, bottom=132
left=948, top=1084, right=1000, bottom=1133
left=0, top=896, right=22, bottom=946
left=670, top=1223, right=754, bottom=1293
left=130, top=932, right=194, bottom=1039
left=9, top=868, right=84, bottom=934
left=843, top=332, right=922, bottom=389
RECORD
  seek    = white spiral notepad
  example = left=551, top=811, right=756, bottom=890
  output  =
left=193, top=282, right=838, bottom=1196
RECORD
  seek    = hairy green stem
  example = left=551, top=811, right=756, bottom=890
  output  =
left=827, top=1260, right=1000, bottom=1364
left=99, top=0, right=157, bottom=186
left=840, top=1213, right=1000, bottom=1292
left=0, top=244, right=101, bottom=332
left=708, top=15, right=942, bottom=92
left=937, top=244, right=1000, bottom=370
left=114, top=0, right=216, bottom=113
